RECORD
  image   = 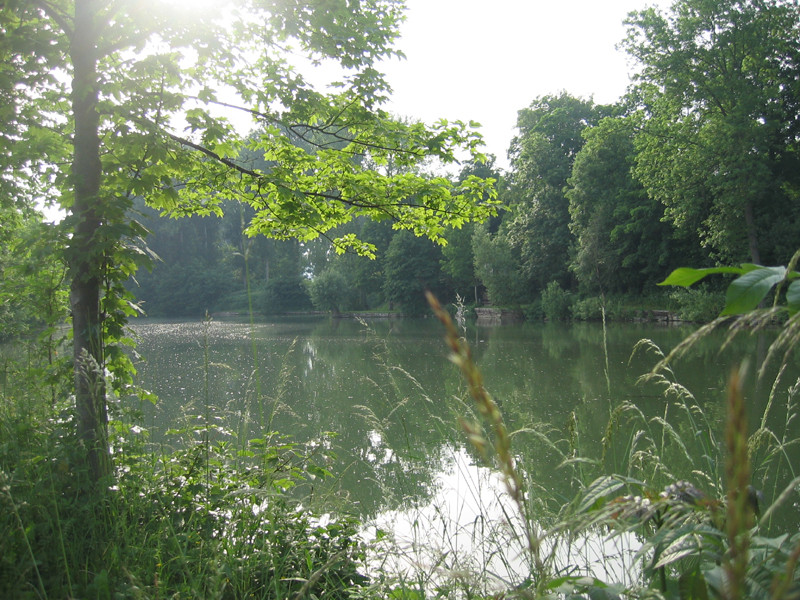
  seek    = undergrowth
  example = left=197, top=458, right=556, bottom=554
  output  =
left=2, top=298, right=800, bottom=598
left=0, top=340, right=366, bottom=599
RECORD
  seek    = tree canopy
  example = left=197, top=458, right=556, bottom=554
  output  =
left=1, top=0, right=498, bottom=481
left=623, top=0, right=800, bottom=265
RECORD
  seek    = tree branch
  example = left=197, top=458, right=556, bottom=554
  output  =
left=161, top=131, right=477, bottom=222
left=33, top=0, right=73, bottom=37
left=195, top=97, right=426, bottom=159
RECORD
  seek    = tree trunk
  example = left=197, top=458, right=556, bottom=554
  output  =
left=69, top=0, right=110, bottom=484
left=743, top=199, right=761, bottom=265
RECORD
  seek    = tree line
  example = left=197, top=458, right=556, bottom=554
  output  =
left=129, top=0, right=800, bottom=319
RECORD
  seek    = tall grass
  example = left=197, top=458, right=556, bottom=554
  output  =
left=3, top=296, right=800, bottom=598
left=0, top=330, right=367, bottom=598
left=384, top=293, right=800, bottom=599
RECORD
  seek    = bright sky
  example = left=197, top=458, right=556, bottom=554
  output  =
left=42, top=0, right=666, bottom=222
left=380, top=0, right=667, bottom=170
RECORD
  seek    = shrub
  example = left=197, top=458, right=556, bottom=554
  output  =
left=262, top=276, right=312, bottom=314
left=669, top=286, right=724, bottom=322
left=570, top=295, right=605, bottom=321
left=541, top=280, right=572, bottom=321
left=521, top=299, right=544, bottom=321
left=308, top=268, right=350, bottom=313
left=570, top=296, right=634, bottom=321
left=0, top=363, right=366, bottom=599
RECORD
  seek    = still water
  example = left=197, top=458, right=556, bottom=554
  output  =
left=129, top=315, right=799, bottom=578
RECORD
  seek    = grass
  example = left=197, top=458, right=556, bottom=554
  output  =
left=0, top=332, right=367, bottom=599
left=2, top=301, right=800, bottom=598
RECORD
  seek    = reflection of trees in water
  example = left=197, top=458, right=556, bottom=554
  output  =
left=131, top=318, right=800, bottom=529
left=300, top=319, right=460, bottom=517
left=454, top=321, right=799, bottom=523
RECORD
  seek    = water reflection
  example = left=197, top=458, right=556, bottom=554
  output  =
left=130, top=316, right=799, bottom=536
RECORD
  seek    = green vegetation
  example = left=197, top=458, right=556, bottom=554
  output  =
left=424, top=280, right=800, bottom=599
left=2, top=0, right=800, bottom=597
left=1, top=350, right=366, bottom=598
left=4, top=273, right=800, bottom=597
left=110, top=0, right=800, bottom=324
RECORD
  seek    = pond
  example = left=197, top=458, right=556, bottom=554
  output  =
left=129, top=315, right=799, bottom=585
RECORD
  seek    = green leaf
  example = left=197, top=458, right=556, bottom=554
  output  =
left=679, top=569, right=711, bottom=600
left=659, top=266, right=747, bottom=287
left=307, top=464, right=332, bottom=480
left=578, top=476, right=629, bottom=513
left=722, top=266, right=786, bottom=315
left=786, top=280, right=800, bottom=314
left=653, top=533, right=701, bottom=568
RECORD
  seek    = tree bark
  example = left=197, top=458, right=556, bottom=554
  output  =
left=743, top=199, right=761, bottom=265
left=70, top=0, right=110, bottom=484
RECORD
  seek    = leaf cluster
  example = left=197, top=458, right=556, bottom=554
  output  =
left=660, top=251, right=800, bottom=316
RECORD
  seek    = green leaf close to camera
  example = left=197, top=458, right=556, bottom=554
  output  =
left=659, top=266, right=748, bottom=287
left=722, top=266, right=786, bottom=315
left=653, top=533, right=701, bottom=568
left=786, top=280, right=800, bottom=314
left=578, top=476, right=628, bottom=513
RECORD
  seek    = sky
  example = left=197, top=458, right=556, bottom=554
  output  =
left=42, top=0, right=667, bottom=221
left=378, top=0, right=666, bottom=170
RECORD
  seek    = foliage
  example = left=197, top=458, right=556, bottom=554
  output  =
left=2, top=0, right=498, bottom=480
left=566, top=116, right=681, bottom=295
left=304, top=217, right=395, bottom=312
left=541, top=280, right=573, bottom=322
left=0, top=215, right=68, bottom=342
left=308, top=268, right=351, bottom=313
left=440, top=158, right=501, bottom=303
left=624, top=0, right=800, bottom=265
left=472, top=223, right=526, bottom=306
left=421, top=289, right=800, bottom=599
left=440, top=223, right=477, bottom=301
left=262, top=275, right=313, bottom=314
left=502, top=93, right=607, bottom=293
left=668, top=286, right=726, bottom=323
left=382, top=231, right=447, bottom=314
left=570, top=296, right=629, bottom=322
left=660, top=259, right=800, bottom=317
left=0, top=353, right=366, bottom=599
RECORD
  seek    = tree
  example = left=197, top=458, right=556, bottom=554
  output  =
left=503, top=93, right=606, bottom=293
left=305, top=216, right=395, bottom=311
left=308, top=267, right=350, bottom=314
left=472, top=223, right=526, bottom=306
left=624, top=0, right=800, bottom=265
left=3, top=0, right=497, bottom=484
left=566, top=115, right=690, bottom=295
left=0, top=208, right=68, bottom=343
left=441, top=158, right=501, bottom=303
left=260, top=239, right=312, bottom=313
left=383, top=230, right=448, bottom=314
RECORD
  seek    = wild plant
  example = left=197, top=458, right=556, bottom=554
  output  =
left=418, top=285, right=800, bottom=599
left=425, top=292, right=550, bottom=589
left=1, top=325, right=369, bottom=598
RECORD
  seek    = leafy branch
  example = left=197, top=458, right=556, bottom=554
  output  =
left=659, top=249, right=800, bottom=316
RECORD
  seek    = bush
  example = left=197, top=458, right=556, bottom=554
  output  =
left=541, top=281, right=572, bottom=321
left=1, top=429, right=367, bottom=598
left=521, top=299, right=544, bottom=321
left=669, top=286, right=724, bottom=322
left=570, top=296, right=605, bottom=321
left=0, top=359, right=366, bottom=599
left=570, top=296, right=633, bottom=321
left=262, top=276, right=312, bottom=314
left=308, top=268, right=350, bottom=313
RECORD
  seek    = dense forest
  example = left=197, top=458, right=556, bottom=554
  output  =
left=114, top=0, right=800, bottom=320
